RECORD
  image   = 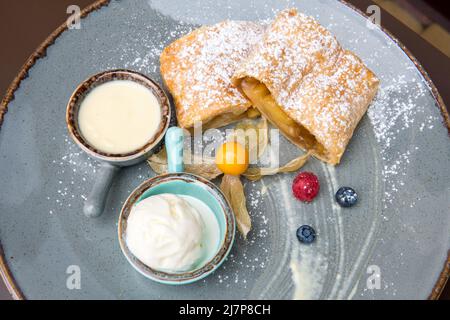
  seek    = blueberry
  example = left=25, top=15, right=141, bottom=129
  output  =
left=335, top=187, right=358, bottom=207
left=296, top=225, right=316, bottom=244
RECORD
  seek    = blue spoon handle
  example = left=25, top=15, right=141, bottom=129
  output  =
left=165, top=127, right=185, bottom=173
left=83, top=162, right=120, bottom=218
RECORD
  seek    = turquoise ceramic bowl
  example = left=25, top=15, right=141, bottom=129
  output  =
left=118, top=128, right=235, bottom=285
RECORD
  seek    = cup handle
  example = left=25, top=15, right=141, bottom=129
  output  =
left=165, top=127, right=185, bottom=173
left=83, top=162, right=121, bottom=218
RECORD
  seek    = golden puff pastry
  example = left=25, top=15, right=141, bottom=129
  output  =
left=160, top=21, right=264, bottom=129
left=233, top=9, right=379, bottom=165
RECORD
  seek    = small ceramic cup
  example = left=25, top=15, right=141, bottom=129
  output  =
left=66, top=69, right=171, bottom=218
left=118, top=127, right=236, bottom=284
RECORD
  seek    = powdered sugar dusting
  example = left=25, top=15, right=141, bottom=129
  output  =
left=203, top=180, right=271, bottom=290
left=46, top=135, right=100, bottom=215
left=286, top=50, right=378, bottom=157
left=161, top=21, right=265, bottom=128
left=368, top=74, right=438, bottom=207
left=235, top=9, right=342, bottom=95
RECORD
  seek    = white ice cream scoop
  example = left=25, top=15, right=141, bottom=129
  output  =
left=125, top=193, right=206, bottom=273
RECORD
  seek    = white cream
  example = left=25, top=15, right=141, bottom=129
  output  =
left=125, top=194, right=220, bottom=273
left=78, top=80, right=161, bottom=154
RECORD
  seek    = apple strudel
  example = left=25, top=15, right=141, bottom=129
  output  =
left=233, top=9, right=379, bottom=164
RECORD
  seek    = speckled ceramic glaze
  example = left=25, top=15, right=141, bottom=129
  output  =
left=0, top=0, right=449, bottom=299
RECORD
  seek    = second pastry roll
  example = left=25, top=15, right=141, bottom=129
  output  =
left=233, top=9, right=379, bottom=165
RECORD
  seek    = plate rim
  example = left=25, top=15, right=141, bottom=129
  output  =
left=0, top=0, right=448, bottom=300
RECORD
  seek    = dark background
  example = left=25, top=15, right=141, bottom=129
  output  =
left=0, top=0, right=449, bottom=300
left=424, top=1, right=450, bottom=17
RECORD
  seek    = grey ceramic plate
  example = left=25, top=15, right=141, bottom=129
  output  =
left=0, top=0, right=449, bottom=300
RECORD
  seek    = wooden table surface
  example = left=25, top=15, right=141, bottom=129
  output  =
left=0, top=0, right=449, bottom=300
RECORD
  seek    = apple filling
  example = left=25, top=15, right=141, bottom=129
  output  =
left=240, top=77, right=326, bottom=158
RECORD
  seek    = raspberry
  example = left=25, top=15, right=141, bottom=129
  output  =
left=292, top=172, right=320, bottom=202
